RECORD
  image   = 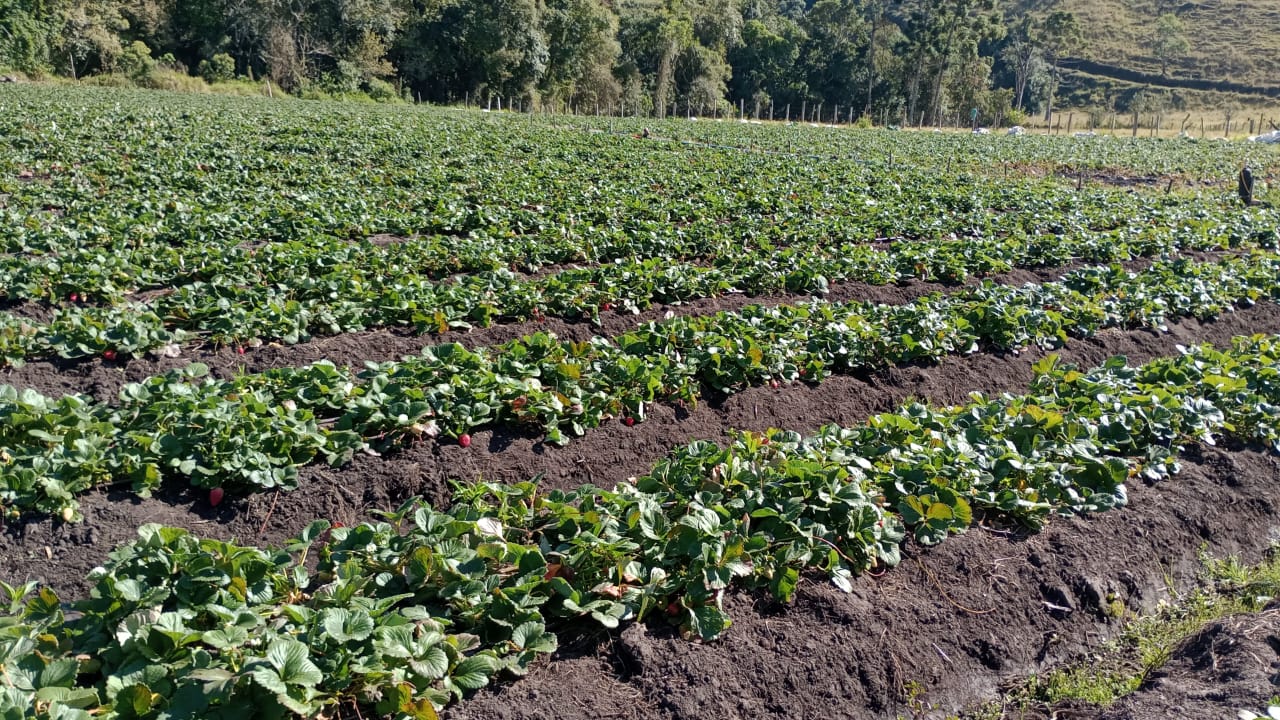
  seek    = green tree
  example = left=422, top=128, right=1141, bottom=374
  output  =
left=727, top=17, right=806, bottom=112
left=55, top=0, right=131, bottom=78
left=897, top=0, right=936, bottom=125
left=859, top=0, right=889, bottom=118
left=197, top=50, right=234, bottom=81
left=1150, top=12, right=1189, bottom=77
left=1000, top=15, right=1039, bottom=112
left=540, top=0, right=620, bottom=109
left=397, top=0, right=548, bottom=104
left=800, top=0, right=868, bottom=112
left=160, top=0, right=236, bottom=74
left=0, top=0, right=57, bottom=73
left=116, top=37, right=153, bottom=77
left=907, top=0, right=1002, bottom=127
left=1038, top=9, right=1082, bottom=125
left=617, top=0, right=695, bottom=117
left=651, top=3, right=694, bottom=117
left=677, top=40, right=730, bottom=114
left=943, top=46, right=990, bottom=125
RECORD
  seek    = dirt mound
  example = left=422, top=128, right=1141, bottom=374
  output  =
left=6, top=302, right=1280, bottom=603
left=447, top=446, right=1280, bottom=720
left=1099, top=609, right=1280, bottom=720
left=0, top=257, right=1154, bottom=402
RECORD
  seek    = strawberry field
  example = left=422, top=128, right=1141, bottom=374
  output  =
left=3, top=85, right=1280, bottom=720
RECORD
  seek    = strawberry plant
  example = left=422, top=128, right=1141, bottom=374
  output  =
left=3, top=336, right=1280, bottom=717
left=4, top=253, right=1280, bottom=520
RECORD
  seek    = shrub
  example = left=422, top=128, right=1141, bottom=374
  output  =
left=81, top=74, right=133, bottom=88
left=365, top=78, right=401, bottom=103
left=117, top=41, right=155, bottom=80
left=157, top=53, right=186, bottom=73
left=209, top=78, right=278, bottom=97
left=198, top=53, right=235, bottom=83
left=136, top=68, right=209, bottom=93
left=1002, top=107, right=1028, bottom=128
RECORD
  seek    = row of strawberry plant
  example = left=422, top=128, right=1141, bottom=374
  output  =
left=6, top=161, right=1273, bottom=315
left=1, top=211, right=1269, bottom=367
left=7, top=169, right=1268, bottom=306
left=2, top=335, right=1279, bottom=719
left=1, top=205, right=804, bottom=304
left=2, top=253, right=1277, bottom=521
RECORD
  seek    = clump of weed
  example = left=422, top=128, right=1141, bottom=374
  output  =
left=979, top=547, right=1280, bottom=715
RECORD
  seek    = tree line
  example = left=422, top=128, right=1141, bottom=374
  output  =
left=0, top=0, right=1197, bottom=126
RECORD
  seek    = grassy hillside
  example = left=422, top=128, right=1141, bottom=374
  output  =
left=1031, top=0, right=1280, bottom=90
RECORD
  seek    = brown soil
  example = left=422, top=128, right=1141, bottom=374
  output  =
left=442, top=444, right=1280, bottom=720
left=1098, top=608, right=1280, bottom=720
left=1014, top=162, right=1233, bottom=190
left=1020, top=607, right=1280, bottom=720
left=3, top=300, right=1277, bottom=720
left=0, top=257, right=1164, bottom=402
left=366, top=233, right=415, bottom=246
left=3, top=300, right=53, bottom=322
left=6, top=301, right=1277, bottom=596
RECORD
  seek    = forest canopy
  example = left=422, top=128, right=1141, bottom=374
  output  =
left=0, top=0, right=1209, bottom=125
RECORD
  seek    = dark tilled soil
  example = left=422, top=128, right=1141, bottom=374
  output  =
left=1, top=258, right=1167, bottom=402
left=2, top=301, right=1278, bottom=720
left=445, top=445, right=1280, bottom=720
left=1098, top=608, right=1280, bottom=720
left=0, top=274, right=951, bottom=401
left=4, top=301, right=1277, bottom=598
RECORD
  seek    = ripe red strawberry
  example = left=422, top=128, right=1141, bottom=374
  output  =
left=236, top=346, right=245, bottom=355
left=458, top=433, right=472, bottom=448
left=103, top=350, right=117, bottom=361
left=601, top=302, right=612, bottom=312
left=623, top=417, right=635, bottom=427
left=208, top=487, right=225, bottom=507
left=69, top=293, right=78, bottom=303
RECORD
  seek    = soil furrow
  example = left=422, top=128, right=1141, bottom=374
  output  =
left=0, top=254, right=1180, bottom=402
left=4, top=300, right=1276, bottom=604
left=1094, top=609, right=1280, bottom=720
left=448, top=444, right=1280, bottom=720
